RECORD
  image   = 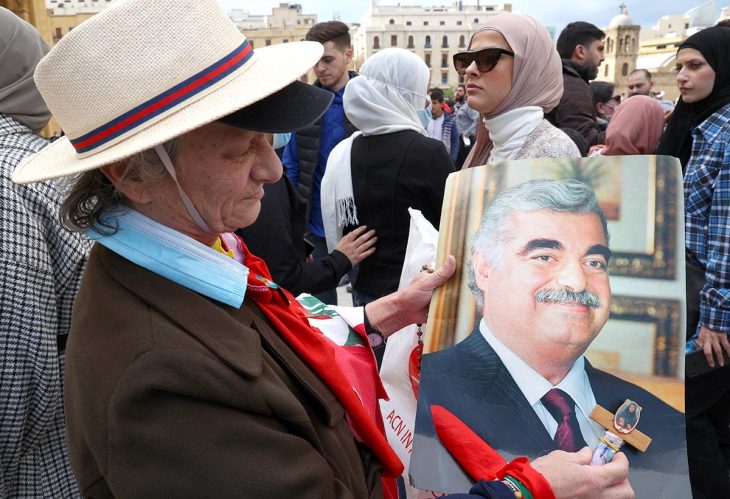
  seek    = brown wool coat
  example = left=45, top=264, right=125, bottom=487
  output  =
left=64, top=245, right=383, bottom=498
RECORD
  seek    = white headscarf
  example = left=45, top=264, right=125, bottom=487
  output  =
left=322, top=48, right=430, bottom=251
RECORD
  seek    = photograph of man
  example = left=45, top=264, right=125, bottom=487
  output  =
left=410, top=179, right=690, bottom=498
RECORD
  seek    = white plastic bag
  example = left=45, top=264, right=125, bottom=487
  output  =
left=379, top=208, right=441, bottom=498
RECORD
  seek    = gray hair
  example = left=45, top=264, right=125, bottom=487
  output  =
left=466, top=178, right=609, bottom=305
left=60, top=136, right=183, bottom=234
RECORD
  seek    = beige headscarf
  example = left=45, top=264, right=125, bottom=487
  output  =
left=463, top=13, right=563, bottom=168
left=0, top=7, right=51, bottom=133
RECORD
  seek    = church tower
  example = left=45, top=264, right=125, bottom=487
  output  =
left=600, top=4, right=640, bottom=96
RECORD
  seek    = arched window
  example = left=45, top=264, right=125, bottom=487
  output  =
left=473, top=18, right=479, bottom=23
left=389, top=18, right=395, bottom=25
left=606, top=37, right=612, bottom=54
left=624, top=35, right=630, bottom=50
left=604, top=64, right=609, bottom=77
left=442, top=35, right=448, bottom=48
left=373, top=36, right=380, bottom=49
left=407, top=35, right=414, bottom=48
left=621, top=63, right=629, bottom=76
left=425, top=35, right=431, bottom=48
left=619, top=38, right=623, bottom=52
left=459, top=35, right=465, bottom=48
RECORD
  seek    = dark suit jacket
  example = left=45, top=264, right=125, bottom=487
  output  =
left=410, top=330, right=690, bottom=498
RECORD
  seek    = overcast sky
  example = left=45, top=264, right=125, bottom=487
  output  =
left=218, top=1, right=720, bottom=31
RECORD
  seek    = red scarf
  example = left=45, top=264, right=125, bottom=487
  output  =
left=240, top=244, right=404, bottom=481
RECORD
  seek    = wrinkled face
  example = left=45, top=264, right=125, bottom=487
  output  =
left=139, top=122, right=282, bottom=242
left=474, top=210, right=612, bottom=363
left=313, top=41, right=352, bottom=91
left=627, top=72, right=653, bottom=96
left=581, top=38, right=605, bottom=80
left=675, top=48, right=716, bottom=104
left=455, top=85, right=466, bottom=100
left=431, top=98, right=444, bottom=118
left=465, top=30, right=514, bottom=114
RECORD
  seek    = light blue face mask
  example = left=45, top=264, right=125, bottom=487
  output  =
left=416, top=108, right=431, bottom=128
left=87, top=207, right=249, bottom=308
left=273, top=132, right=291, bottom=150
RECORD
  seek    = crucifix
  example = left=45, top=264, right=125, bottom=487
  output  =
left=619, top=3, right=627, bottom=15
left=589, top=399, right=652, bottom=465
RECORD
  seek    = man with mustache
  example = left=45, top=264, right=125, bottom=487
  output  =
left=546, top=22, right=606, bottom=147
left=411, top=179, right=688, bottom=497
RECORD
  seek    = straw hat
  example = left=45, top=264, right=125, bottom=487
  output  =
left=12, top=0, right=331, bottom=184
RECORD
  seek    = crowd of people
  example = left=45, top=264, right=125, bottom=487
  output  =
left=1, top=0, right=728, bottom=497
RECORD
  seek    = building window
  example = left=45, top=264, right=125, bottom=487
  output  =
left=423, top=21, right=429, bottom=26
left=265, top=39, right=271, bottom=46
left=441, top=72, right=448, bottom=84
left=621, top=63, right=629, bottom=76
left=391, top=35, right=397, bottom=47
left=459, top=35, right=465, bottom=48
left=440, top=21, right=445, bottom=25
left=389, top=19, right=395, bottom=25
left=249, top=40, right=254, bottom=48
left=406, top=21, right=412, bottom=26
left=373, top=36, right=380, bottom=49
left=457, top=20, right=462, bottom=26
left=604, top=64, right=608, bottom=77
left=441, top=53, right=448, bottom=68
left=425, top=35, right=431, bottom=48
left=283, top=39, right=288, bottom=43
left=473, top=18, right=479, bottom=23
left=619, top=38, right=623, bottom=52
left=425, top=53, right=431, bottom=67
left=55, top=27, right=63, bottom=38
left=441, top=35, right=448, bottom=48
left=407, top=35, right=414, bottom=48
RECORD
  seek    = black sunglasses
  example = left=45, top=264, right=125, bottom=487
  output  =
left=453, top=48, right=515, bottom=74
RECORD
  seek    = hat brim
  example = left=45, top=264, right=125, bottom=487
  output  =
left=220, top=80, right=333, bottom=133
left=12, top=41, right=325, bottom=184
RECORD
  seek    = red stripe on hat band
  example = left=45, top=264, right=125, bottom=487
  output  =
left=71, top=41, right=253, bottom=153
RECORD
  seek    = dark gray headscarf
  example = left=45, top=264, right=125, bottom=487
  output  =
left=0, top=7, right=51, bottom=132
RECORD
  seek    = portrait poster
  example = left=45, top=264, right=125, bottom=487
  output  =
left=409, top=156, right=690, bottom=498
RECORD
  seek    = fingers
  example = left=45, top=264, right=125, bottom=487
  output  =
left=422, top=255, right=456, bottom=289
left=721, top=333, right=730, bottom=365
left=336, top=226, right=377, bottom=265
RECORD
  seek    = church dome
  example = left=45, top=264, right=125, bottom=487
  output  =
left=609, top=13, right=635, bottom=27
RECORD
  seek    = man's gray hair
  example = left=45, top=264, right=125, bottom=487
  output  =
left=466, top=178, right=609, bottom=305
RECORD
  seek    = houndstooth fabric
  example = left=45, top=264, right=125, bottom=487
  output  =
left=0, top=114, right=88, bottom=497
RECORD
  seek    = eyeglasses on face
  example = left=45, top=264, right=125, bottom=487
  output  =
left=453, top=47, right=515, bottom=74
left=609, top=95, right=621, bottom=103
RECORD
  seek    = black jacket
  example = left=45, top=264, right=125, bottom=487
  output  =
left=345, top=130, right=455, bottom=298
left=546, top=60, right=605, bottom=147
left=237, top=176, right=351, bottom=296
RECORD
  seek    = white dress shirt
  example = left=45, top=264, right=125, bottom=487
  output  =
left=426, top=113, right=444, bottom=141
left=479, top=320, right=603, bottom=449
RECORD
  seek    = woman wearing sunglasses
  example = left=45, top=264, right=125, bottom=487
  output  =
left=456, top=13, right=580, bottom=168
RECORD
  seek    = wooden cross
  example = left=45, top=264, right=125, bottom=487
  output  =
left=618, top=3, right=627, bottom=14
left=590, top=404, right=652, bottom=452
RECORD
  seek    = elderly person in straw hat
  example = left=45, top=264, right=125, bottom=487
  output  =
left=0, top=7, right=88, bottom=496
left=12, top=1, right=633, bottom=498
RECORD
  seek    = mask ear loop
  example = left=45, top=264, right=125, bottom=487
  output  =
left=154, top=144, right=212, bottom=233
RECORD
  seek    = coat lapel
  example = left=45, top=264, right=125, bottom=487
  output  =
left=452, top=331, right=557, bottom=458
